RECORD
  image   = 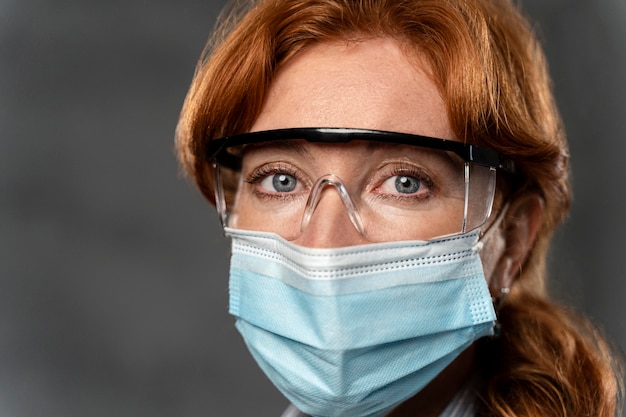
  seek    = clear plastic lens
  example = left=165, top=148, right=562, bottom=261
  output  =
left=213, top=139, right=497, bottom=242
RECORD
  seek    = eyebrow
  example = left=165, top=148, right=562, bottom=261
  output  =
left=242, top=139, right=463, bottom=174
left=239, top=137, right=410, bottom=163
left=242, top=139, right=313, bottom=158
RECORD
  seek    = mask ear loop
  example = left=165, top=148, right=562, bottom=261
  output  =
left=491, top=287, right=510, bottom=338
left=473, top=199, right=512, bottom=338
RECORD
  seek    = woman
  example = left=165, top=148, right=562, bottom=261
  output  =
left=176, top=0, right=623, bottom=416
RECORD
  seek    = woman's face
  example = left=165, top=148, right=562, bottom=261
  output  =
left=223, top=38, right=534, bottom=410
left=234, top=38, right=478, bottom=248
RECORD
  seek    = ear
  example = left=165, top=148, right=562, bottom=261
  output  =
left=490, top=192, right=544, bottom=293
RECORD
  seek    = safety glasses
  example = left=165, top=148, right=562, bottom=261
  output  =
left=208, top=128, right=516, bottom=242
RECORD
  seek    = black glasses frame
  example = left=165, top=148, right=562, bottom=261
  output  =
left=207, top=128, right=516, bottom=174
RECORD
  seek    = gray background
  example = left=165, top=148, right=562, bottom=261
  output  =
left=1, top=0, right=624, bottom=416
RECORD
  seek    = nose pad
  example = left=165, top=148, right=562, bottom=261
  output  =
left=301, top=174, right=365, bottom=236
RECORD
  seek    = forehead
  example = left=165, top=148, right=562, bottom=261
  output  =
left=250, top=38, right=455, bottom=141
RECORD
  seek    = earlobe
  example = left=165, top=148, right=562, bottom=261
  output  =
left=491, top=193, right=544, bottom=292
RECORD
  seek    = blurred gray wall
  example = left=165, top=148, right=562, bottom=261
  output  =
left=1, top=1, right=624, bottom=416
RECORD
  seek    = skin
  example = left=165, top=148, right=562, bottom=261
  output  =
left=239, top=38, right=543, bottom=416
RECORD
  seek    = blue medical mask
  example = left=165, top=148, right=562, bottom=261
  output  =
left=226, top=227, right=496, bottom=417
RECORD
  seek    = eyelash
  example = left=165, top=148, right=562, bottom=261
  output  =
left=371, top=164, right=436, bottom=200
left=246, top=164, right=296, bottom=183
left=243, top=163, right=436, bottom=200
left=245, top=164, right=308, bottom=197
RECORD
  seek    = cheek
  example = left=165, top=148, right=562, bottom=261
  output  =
left=230, top=192, right=306, bottom=239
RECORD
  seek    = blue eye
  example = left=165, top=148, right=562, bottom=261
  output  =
left=376, top=168, right=432, bottom=201
left=395, top=175, right=421, bottom=194
left=260, top=173, right=298, bottom=192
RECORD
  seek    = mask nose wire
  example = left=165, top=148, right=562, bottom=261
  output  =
left=300, top=174, right=366, bottom=237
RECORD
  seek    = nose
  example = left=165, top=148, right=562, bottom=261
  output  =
left=294, top=175, right=369, bottom=248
